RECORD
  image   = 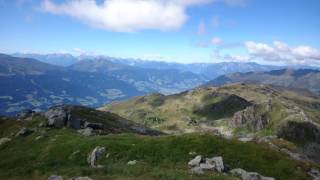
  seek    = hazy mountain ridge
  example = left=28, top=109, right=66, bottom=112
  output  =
left=205, top=69, right=320, bottom=96
left=0, top=54, right=206, bottom=115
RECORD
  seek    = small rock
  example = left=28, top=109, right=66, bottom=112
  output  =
left=47, top=175, right=63, bottom=180
left=77, top=128, right=93, bottom=136
left=230, top=168, right=275, bottom=180
left=69, top=177, right=92, bottom=180
left=87, top=146, right=105, bottom=167
left=34, top=136, right=43, bottom=141
left=127, top=160, right=137, bottom=165
left=16, top=127, right=33, bottom=136
left=188, top=155, right=203, bottom=167
left=308, top=168, right=320, bottom=179
left=189, top=151, right=197, bottom=156
left=190, top=166, right=204, bottom=175
left=0, top=137, right=11, bottom=146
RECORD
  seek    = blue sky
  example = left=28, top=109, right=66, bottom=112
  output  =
left=0, top=0, right=319, bottom=65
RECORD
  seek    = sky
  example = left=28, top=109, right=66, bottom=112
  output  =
left=0, top=0, right=320, bottom=65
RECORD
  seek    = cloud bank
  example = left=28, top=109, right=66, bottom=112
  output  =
left=245, top=41, right=320, bottom=64
left=40, top=0, right=213, bottom=32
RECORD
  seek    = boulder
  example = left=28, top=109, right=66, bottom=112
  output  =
left=188, top=155, right=203, bottom=167
left=47, top=175, right=63, bottom=180
left=0, top=137, right=11, bottom=146
left=45, top=106, right=68, bottom=128
left=77, top=128, right=93, bottom=136
left=87, top=146, right=106, bottom=168
left=230, top=168, right=275, bottom=180
left=44, top=106, right=82, bottom=129
left=206, top=156, right=224, bottom=172
left=16, top=127, right=34, bottom=136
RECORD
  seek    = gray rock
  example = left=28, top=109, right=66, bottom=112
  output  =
left=230, top=168, right=275, bottom=180
left=188, top=155, right=202, bottom=167
left=69, top=177, right=92, bottom=180
left=206, top=156, right=224, bottom=172
left=308, top=168, right=320, bottom=180
left=17, top=109, right=34, bottom=120
left=127, top=160, right=137, bottom=165
left=16, top=127, right=33, bottom=136
left=45, top=106, right=82, bottom=129
left=47, top=175, right=63, bottom=180
left=45, top=107, right=68, bottom=128
left=0, top=137, right=11, bottom=146
left=190, top=166, right=204, bottom=175
left=77, top=128, right=93, bottom=136
left=230, top=105, right=269, bottom=131
left=87, top=146, right=105, bottom=168
left=34, top=136, right=43, bottom=141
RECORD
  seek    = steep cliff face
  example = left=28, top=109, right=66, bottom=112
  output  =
left=229, top=104, right=270, bottom=131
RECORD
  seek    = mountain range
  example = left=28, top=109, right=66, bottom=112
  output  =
left=205, top=69, right=320, bottom=96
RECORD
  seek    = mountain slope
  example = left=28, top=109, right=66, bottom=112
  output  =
left=205, top=69, right=320, bottom=96
left=0, top=109, right=315, bottom=180
left=101, top=83, right=320, bottom=134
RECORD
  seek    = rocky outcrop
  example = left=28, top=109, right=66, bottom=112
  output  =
left=45, top=106, right=81, bottom=129
left=44, top=105, right=163, bottom=136
left=230, top=104, right=269, bottom=131
left=16, top=109, right=35, bottom=120
left=87, top=146, right=106, bottom=168
left=230, top=168, right=275, bottom=180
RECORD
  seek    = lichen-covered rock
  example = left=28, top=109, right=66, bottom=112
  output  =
left=230, top=168, right=275, bottom=180
left=45, top=106, right=82, bottom=129
left=230, top=105, right=269, bottom=131
left=87, top=146, right=106, bottom=168
left=188, top=155, right=202, bottom=167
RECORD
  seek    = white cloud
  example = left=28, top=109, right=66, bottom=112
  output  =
left=244, top=41, right=320, bottom=64
left=40, top=0, right=213, bottom=32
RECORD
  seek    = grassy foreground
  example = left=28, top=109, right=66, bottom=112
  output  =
left=0, top=123, right=314, bottom=180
